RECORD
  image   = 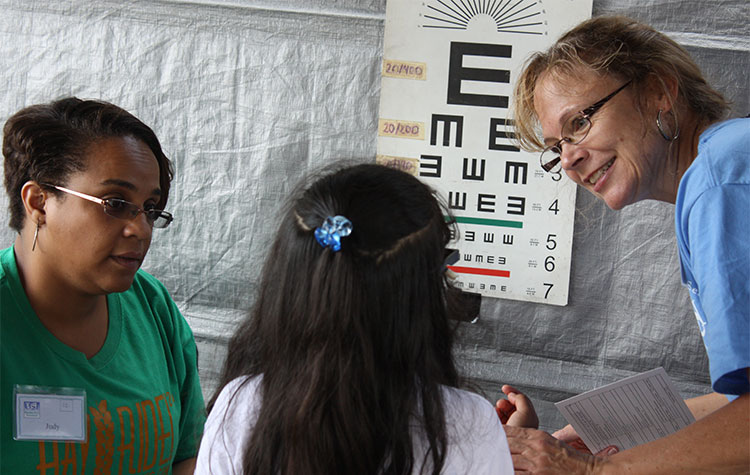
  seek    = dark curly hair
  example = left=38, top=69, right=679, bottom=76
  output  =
left=3, top=97, right=173, bottom=232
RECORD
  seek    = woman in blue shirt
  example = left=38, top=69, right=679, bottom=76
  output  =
left=502, top=15, right=749, bottom=474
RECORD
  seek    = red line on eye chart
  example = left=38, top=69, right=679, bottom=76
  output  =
left=447, top=266, right=510, bottom=278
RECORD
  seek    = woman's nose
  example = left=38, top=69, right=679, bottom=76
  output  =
left=559, top=141, right=586, bottom=170
left=123, top=211, right=153, bottom=241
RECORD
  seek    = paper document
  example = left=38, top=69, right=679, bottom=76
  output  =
left=555, top=367, right=695, bottom=453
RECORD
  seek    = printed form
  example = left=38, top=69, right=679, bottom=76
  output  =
left=555, top=367, right=695, bottom=453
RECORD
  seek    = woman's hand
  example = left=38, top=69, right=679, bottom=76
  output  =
left=552, top=424, right=618, bottom=456
left=495, top=384, right=539, bottom=429
left=504, top=425, right=610, bottom=474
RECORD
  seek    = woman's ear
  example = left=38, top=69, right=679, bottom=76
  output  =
left=649, top=73, right=679, bottom=113
left=20, top=181, right=47, bottom=225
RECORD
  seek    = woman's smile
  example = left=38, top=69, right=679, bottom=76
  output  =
left=586, top=157, right=616, bottom=188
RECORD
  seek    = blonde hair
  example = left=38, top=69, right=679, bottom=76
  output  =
left=513, top=15, right=730, bottom=151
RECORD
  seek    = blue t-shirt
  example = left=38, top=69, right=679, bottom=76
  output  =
left=675, top=117, right=750, bottom=396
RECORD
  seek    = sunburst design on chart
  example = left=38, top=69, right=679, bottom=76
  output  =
left=421, top=0, right=545, bottom=35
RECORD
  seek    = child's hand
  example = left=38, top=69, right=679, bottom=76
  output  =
left=495, top=384, right=539, bottom=429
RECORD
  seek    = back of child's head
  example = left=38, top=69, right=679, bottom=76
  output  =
left=250, top=163, right=458, bottom=390
left=218, top=163, right=460, bottom=474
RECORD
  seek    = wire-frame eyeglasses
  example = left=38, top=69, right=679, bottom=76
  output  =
left=45, top=184, right=174, bottom=228
left=540, top=80, right=632, bottom=173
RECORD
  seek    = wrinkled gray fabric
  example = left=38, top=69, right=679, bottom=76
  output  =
left=0, top=0, right=747, bottom=432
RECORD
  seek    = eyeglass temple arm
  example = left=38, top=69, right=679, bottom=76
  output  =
left=581, top=80, right=632, bottom=117
left=49, top=185, right=105, bottom=206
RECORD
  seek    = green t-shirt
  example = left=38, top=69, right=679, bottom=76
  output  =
left=1, top=246, right=206, bottom=474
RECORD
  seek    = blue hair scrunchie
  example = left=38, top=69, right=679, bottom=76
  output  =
left=314, top=215, right=353, bottom=252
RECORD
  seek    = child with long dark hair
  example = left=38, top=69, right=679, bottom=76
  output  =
left=195, top=164, right=516, bottom=474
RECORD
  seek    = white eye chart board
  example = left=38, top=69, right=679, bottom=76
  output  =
left=376, top=0, right=592, bottom=305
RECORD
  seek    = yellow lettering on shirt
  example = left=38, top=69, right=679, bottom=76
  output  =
left=138, top=399, right=158, bottom=471
left=36, top=441, right=59, bottom=474
left=154, top=393, right=172, bottom=465
left=61, top=441, right=77, bottom=473
left=116, top=405, right=137, bottom=474
left=90, top=400, right=115, bottom=474
left=33, top=395, right=175, bottom=474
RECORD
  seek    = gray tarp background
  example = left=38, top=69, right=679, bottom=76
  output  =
left=1, top=0, right=747, bottom=432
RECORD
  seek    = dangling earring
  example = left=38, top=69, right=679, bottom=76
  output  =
left=656, top=109, right=680, bottom=141
left=32, top=220, right=40, bottom=252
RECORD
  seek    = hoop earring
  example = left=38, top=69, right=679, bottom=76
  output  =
left=32, top=220, right=40, bottom=252
left=656, top=109, right=679, bottom=141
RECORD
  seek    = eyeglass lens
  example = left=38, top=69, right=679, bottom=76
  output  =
left=562, top=115, right=592, bottom=144
left=540, top=116, right=591, bottom=172
left=103, top=199, right=172, bottom=228
left=540, top=153, right=561, bottom=173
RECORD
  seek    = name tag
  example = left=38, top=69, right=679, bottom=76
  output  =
left=14, top=385, right=87, bottom=442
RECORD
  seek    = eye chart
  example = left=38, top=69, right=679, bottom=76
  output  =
left=376, top=0, right=592, bottom=305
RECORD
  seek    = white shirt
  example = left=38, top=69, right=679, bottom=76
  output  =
left=196, top=375, right=513, bottom=474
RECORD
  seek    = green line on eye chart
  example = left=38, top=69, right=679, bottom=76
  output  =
left=445, top=216, right=523, bottom=229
